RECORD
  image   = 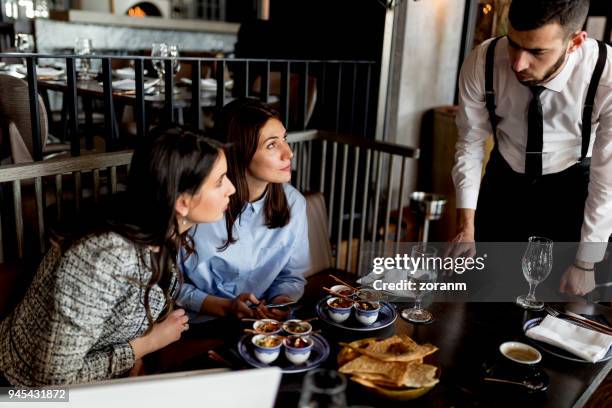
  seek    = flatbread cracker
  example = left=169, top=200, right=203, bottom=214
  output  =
left=339, top=355, right=410, bottom=386
left=357, top=335, right=437, bottom=362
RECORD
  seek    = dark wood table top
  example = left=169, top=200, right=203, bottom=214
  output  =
left=36, top=77, right=228, bottom=108
left=145, top=271, right=612, bottom=408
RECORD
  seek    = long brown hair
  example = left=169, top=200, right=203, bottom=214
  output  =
left=214, top=98, right=290, bottom=249
left=53, top=126, right=224, bottom=328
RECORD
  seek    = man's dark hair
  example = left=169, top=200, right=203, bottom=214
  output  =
left=509, top=0, right=590, bottom=36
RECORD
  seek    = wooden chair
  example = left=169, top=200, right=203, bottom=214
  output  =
left=304, top=192, right=333, bottom=277
left=0, top=150, right=132, bottom=318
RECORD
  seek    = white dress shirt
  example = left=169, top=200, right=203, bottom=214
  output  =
left=453, top=37, right=612, bottom=261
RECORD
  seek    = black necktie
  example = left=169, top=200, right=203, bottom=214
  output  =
left=525, top=86, right=545, bottom=177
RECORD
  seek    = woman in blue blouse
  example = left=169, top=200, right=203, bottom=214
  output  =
left=179, top=98, right=309, bottom=320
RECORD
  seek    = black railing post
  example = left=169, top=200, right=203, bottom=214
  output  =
left=335, top=63, right=342, bottom=133
left=191, top=59, right=202, bottom=130
left=25, top=55, right=42, bottom=161
left=65, top=56, right=80, bottom=156
left=261, top=61, right=270, bottom=103
left=164, top=59, right=174, bottom=123
left=215, top=59, right=226, bottom=110
left=134, top=58, right=146, bottom=139
left=280, top=61, right=290, bottom=129
left=363, top=64, right=372, bottom=137
left=102, top=57, right=117, bottom=151
left=300, top=62, right=308, bottom=130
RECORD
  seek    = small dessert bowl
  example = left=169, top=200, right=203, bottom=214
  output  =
left=354, top=300, right=381, bottom=325
left=252, top=319, right=282, bottom=335
left=251, top=334, right=283, bottom=364
left=282, top=319, right=313, bottom=336
left=326, top=297, right=354, bottom=323
left=330, top=284, right=356, bottom=298
left=499, top=341, right=542, bottom=365
left=283, top=335, right=314, bottom=365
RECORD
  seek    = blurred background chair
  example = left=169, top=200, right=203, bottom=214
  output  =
left=0, top=74, right=69, bottom=165
left=305, top=192, right=333, bottom=278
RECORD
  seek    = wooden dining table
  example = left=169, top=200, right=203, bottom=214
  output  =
left=143, top=271, right=612, bottom=408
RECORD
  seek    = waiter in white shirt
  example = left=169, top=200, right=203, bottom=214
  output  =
left=450, top=0, right=612, bottom=296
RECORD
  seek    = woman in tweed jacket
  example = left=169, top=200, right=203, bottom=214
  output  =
left=0, top=126, right=235, bottom=387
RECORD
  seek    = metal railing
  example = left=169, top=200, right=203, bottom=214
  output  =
left=0, top=150, right=132, bottom=263
left=0, top=52, right=376, bottom=160
left=287, top=130, right=419, bottom=272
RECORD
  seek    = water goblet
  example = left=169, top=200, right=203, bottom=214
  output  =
left=15, top=33, right=34, bottom=67
left=151, top=42, right=168, bottom=93
left=401, top=243, right=438, bottom=324
left=74, top=38, right=93, bottom=80
left=516, top=236, right=553, bottom=311
left=298, top=369, right=347, bottom=408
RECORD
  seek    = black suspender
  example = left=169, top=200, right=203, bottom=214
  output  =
left=581, top=40, right=608, bottom=161
left=485, top=36, right=503, bottom=145
left=484, top=38, right=608, bottom=162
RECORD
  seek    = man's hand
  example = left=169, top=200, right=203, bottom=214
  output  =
left=445, top=209, right=477, bottom=259
left=559, top=265, right=596, bottom=296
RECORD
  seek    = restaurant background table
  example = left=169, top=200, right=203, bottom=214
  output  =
left=144, top=271, right=612, bottom=407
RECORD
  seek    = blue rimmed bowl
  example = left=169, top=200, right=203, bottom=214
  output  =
left=283, top=335, right=314, bottom=365
left=251, top=334, right=282, bottom=364
left=354, top=301, right=381, bottom=325
left=326, top=297, right=354, bottom=323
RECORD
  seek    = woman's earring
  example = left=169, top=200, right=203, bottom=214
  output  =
left=182, top=217, right=188, bottom=226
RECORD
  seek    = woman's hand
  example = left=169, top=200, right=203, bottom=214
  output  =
left=260, top=295, right=293, bottom=320
left=129, top=308, right=189, bottom=359
left=229, top=293, right=261, bottom=319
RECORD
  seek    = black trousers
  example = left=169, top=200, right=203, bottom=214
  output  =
left=475, top=149, right=590, bottom=242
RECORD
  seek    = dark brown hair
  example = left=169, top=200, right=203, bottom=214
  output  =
left=509, top=0, right=590, bottom=37
left=214, top=98, right=290, bottom=249
left=53, top=125, right=224, bottom=328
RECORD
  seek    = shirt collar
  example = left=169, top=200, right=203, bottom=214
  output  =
left=246, top=188, right=268, bottom=215
left=541, top=51, right=576, bottom=93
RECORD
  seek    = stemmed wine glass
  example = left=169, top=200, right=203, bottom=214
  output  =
left=151, top=42, right=168, bottom=93
left=74, top=38, right=93, bottom=80
left=168, top=44, right=180, bottom=76
left=516, top=236, right=553, bottom=311
left=401, top=243, right=438, bottom=324
left=15, top=33, right=34, bottom=67
left=298, top=369, right=347, bottom=408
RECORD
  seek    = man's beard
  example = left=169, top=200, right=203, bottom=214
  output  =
left=518, top=50, right=567, bottom=87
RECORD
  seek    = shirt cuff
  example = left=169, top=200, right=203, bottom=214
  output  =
left=576, top=242, right=608, bottom=263
left=113, top=342, right=136, bottom=376
left=180, top=289, right=208, bottom=314
left=456, top=188, right=480, bottom=210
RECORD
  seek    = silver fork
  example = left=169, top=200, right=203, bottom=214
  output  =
left=544, top=305, right=612, bottom=335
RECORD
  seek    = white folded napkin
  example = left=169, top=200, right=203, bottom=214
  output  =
left=111, top=78, right=159, bottom=91
left=114, top=67, right=149, bottom=79
left=15, top=65, right=63, bottom=77
left=526, top=315, right=612, bottom=362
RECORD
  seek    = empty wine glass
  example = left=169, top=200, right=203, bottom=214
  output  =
left=151, top=42, right=168, bottom=93
left=15, top=33, right=34, bottom=66
left=298, top=369, right=347, bottom=408
left=516, top=236, right=553, bottom=311
left=74, top=38, right=93, bottom=80
left=168, top=44, right=180, bottom=76
left=401, top=243, right=438, bottom=324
